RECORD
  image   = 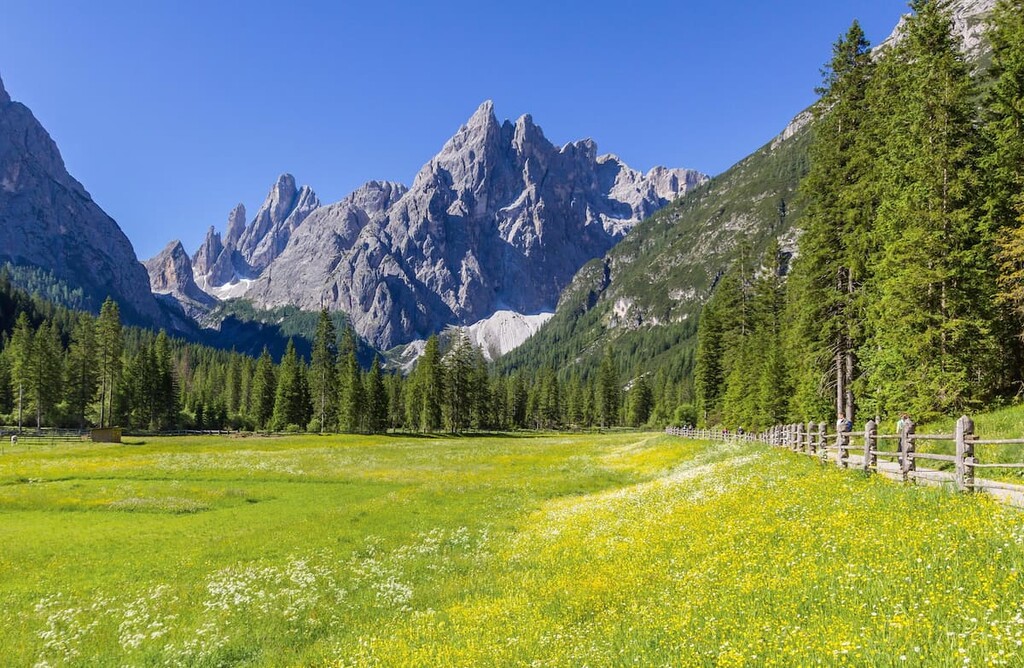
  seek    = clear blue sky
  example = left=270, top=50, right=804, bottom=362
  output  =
left=0, top=0, right=908, bottom=260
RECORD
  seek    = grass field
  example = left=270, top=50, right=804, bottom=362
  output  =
left=1, top=432, right=1023, bottom=666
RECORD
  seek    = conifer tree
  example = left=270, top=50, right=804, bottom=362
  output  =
left=787, top=20, right=874, bottom=422
left=251, top=347, right=277, bottom=429
left=860, top=0, right=1001, bottom=418
left=443, top=329, right=474, bottom=433
left=629, top=375, right=654, bottom=427
left=310, top=309, right=338, bottom=433
left=418, top=335, right=443, bottom=432
left=96, top=298, right=122, bottom=428
left=986, top=1, right=1024, bottom=336
left=65, top=313, right=98, bottom=428
left=9, top=313, right=34, bottom=430
left=30, top=320, right=63, bottom=428
left=366, top=355, right=388, bottom=434
left=597, top=347, right=620, bottom=428
left=154, top=330, right=178, bottom=429
left=272, top=339, right=306, bottom=430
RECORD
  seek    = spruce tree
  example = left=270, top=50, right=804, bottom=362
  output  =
left=443, top=329, right=474, bottom=433
left=272, top=340, right=305, bottom=430
left=629, top=375, right=654, bottom=427
left=251, top=347, right=277, bottom=429
left=96, top=298, right=123, bottom=428
left=366, top=355, right=388, bottom=434
left=597, top=348, right=620, bottom=428
left=31, top=320, right=63, bottom=428
left=310, top=309, right=339, bottom=433
left=785, top=20, right=874, bottom=423
left=8, top=313, right=34, bottom=430
left=65, top=314, right=98, bottom=428
left=418, top=335, right=443, bottom=432
left=340, top=344, right=364, bottom=433
left=860, top=0, right=1001, bottom=418
left=986, top=1, right=1024, bottom=337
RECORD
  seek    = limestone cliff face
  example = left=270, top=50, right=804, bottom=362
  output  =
left=0, top=72, right=163, bottom=323
left=247, top=102, right=706, bottom=349
left=191, top=176, right=319, bottom=292
left=144, top=240, right=216, bottom=319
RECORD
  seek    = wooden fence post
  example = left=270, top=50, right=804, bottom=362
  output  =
left=955, top=415, right=976, bottom=493
left=863, top=419, right=877, bottom=473
left=817, top=422, right=826, bottom=455
left=901, top=420, right=916, bottom=482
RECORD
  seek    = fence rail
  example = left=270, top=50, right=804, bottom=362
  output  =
left=666, top=416, right=1024, bottom=507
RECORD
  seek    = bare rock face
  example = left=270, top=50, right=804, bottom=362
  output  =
left=191, top=177, right=319, bottom=294
left=223, top=203, right=246, bottom=248
left=248, top=101, right=706, bottom=349
left=191, top=225, right=223, bottom=277
left=237, top=174, right=320, bottom=273
left=144, top=240, right=216, bottom=318
left=0, top=72, right=163, bottom=324
left=879, top=0, right=996, bottom=59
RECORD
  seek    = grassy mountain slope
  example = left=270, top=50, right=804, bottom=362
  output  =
left=501, top=121, right=812, bottom=382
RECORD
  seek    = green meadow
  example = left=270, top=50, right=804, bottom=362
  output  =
left=2, top=432, right=1024, bottom=666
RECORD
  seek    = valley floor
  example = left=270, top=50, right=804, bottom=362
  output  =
left=0, top=433, right=1022, bottom=666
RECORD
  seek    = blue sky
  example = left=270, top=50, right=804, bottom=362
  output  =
left=0, top=0, right=908, bottom=259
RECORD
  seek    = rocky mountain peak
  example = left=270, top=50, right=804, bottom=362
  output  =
left=191, top=225, right=223, bottom=276
left=0, top=75, right=163, bottom=324
left=248, top=101, right=707, bottom=349
left=340, top=180, right=409, bottom=216
left=467, top=99, right=497, bottom=130
left=145, top=240, right=215, bottom=317
left=224, top=203, right=246, bottom=248
left=266, top=173, right=299, bottom=222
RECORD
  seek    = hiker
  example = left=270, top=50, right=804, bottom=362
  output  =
left=896, top=412, right=910, bottom=436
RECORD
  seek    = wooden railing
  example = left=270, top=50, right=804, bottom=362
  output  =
left=666, top=417, right=1024, bottom=504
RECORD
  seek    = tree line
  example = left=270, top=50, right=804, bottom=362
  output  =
left=695, top=0, right=1024, bottom=429
left=0, top=271, right=691, bottom=432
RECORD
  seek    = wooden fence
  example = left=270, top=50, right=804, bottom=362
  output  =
left=666, top=416, right=1024, bottom=507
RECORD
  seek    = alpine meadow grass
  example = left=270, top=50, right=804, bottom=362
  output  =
left=1, top=432, right=1023, bottom=666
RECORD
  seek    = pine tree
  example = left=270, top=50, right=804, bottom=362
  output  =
left=310, top=309, right=339, bottom=433
left=272, top=339, right=306, bottom=430
left=96, top=298, right=123, bottom=428
left=30, top=320, right=63, bottom=428
left=753, top=242, right=790, bottom=427
left=65, top=314, right=98, bottom=428
left=366, top=355, right=388, bottom=434
left=8, top=313, right=34, bottom=430
left=154, top=330, right=178, bottom=429
left=629, top=375, right=654, bottom=427
left=986, top=1, right=1024, bottom=337
left=443, top=329, right=474, bottom=433
left=340, top=343, right=364, bottom=433
left=417, top=335, right=444, bottom=432
left=251, top=347, right=277, bottom=429
left=597, top=348, right=620, bottom=428
left=860, top=0, right=1001, bottom=419
left=787, top=20, right=875, bottom=422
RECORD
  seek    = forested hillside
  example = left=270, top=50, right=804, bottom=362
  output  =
left=1, top=269, right=677, bottom=432
left=500, top=70, right=812, bottom=388
left=696, top=0, right=1024, bottom=428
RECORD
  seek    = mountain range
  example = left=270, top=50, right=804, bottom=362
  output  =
left=0, top=0, right=996, bottom=372
left=154, top=101, right=705, bottom=350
